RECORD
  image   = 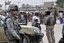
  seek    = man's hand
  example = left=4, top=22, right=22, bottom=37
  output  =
left=14, top=35, right=21, bottom=40
left=17, top=35, right=21, bottom=40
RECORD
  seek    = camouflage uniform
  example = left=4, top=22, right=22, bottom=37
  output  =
left=4, top=5, right=21, bottom=43
left=44, top=11, right=56, bottom=43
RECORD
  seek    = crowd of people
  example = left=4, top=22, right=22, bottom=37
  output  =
left=0, top=4, right=64, bottom=43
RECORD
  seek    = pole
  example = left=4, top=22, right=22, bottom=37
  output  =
left=18, top=1, right=20, bottom=8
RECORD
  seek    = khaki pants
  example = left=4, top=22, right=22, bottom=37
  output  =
left=46, top=25, right=55, bottom=43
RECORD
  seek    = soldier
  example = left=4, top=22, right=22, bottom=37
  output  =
left=4, top=4, right=21, bottom=43
left=44, top=11, right=56, bottom=43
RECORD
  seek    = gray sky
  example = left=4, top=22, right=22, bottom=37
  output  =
left=0, top=0, right=57, bottom=9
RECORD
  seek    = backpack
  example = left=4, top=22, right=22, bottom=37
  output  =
left=46, top=16, right=56, bottom=25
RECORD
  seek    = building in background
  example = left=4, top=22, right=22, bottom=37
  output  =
left=19, top=2, right=56, bottom=13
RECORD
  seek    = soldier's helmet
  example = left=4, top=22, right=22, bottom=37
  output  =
left=8, top=4, right=18, bottom=11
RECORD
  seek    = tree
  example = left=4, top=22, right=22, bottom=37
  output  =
left=56, top=0, right=64, bottom=8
